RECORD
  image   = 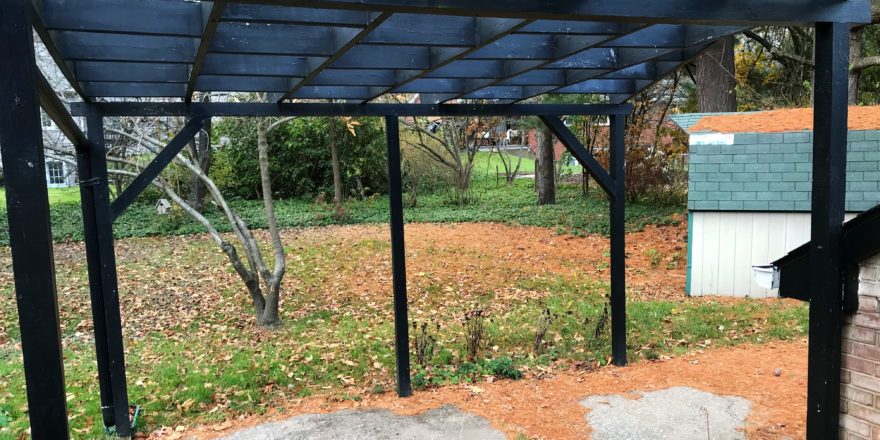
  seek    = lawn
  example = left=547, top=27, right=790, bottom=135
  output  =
left=0, top=177, right=681, bottom=246
left=0, top=221, right=807, bottom=438
left=0, top=186, right=80, bottom=206
left=0, top=174, right=799, bottom=438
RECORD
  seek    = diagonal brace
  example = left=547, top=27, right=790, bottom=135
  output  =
left=110, top=116, right=208, bottom=221
left=539, top=115, right=614, bottom=196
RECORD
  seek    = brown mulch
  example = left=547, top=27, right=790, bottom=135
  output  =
left=291, top=218, right=689, bottom=303
left=167, top=340, right=807, bottom=440
left=689, top=105, right=880, bottom=133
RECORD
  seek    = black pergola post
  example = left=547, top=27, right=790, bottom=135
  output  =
left=806, top=21, right=850, bottom=440
left=609, top=113, right=627, bottom=366
left=539, top=113, right=628, bottom=366
left=84, top=116, right=132, bottom=437
left=0, top=0, right=70, bottom=438
left=75, top=143, right=116, bottom=429
left=385, top=115, right=412, bottom=397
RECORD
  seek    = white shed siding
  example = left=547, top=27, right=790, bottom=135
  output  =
left=689, top=211, right=857, bottom=297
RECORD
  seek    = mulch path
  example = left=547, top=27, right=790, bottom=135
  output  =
left=165, top=340, right=807, bottom=440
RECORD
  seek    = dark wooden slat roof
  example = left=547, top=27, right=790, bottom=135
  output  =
left=32, top=0, right=872, bottom=103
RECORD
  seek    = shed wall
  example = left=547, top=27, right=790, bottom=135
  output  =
left=688, top=211, right=857, bottom=297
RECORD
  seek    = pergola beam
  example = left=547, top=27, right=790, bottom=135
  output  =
left=28, top=0, right=90, bottom=101
left=36, top=71, right=88, bottom=150
left=277, top=12, right=391, bottom=102
left=238, top=0, right=872, bottom=25
left=539, top=115, right=613, bottom=194
left=110, top=117, right=209, bottom=221
left=71, top=102, right=634, bottom=117
left=186, top=0, right=227, bottom=102
left=360, top=17, right=532, bottom=102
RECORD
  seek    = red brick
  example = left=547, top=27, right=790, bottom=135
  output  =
left=862, top=297, right=880, bottom=313
left=854, top=343, right=880, bottom=362
left=843, top=413, right=873, bottom=437
left=851, top=372, right=880, bottom=393
left=846, top=354, right=880, bottom=375
left=843, top=384, right=877, bottom=406
left=857, top=313, right=880, bottom=331
left=846, top=326, right=880, bottom=345
left=850, top=403, right=880, bottom=426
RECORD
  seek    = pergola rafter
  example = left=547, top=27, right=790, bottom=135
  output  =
left=32, top=0, right=757, bottom=103
left=2, top=0, right=873, bottom=439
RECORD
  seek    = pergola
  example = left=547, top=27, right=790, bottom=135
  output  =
left=0, top=0, right=871, bottom=438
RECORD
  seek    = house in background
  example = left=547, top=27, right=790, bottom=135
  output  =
left=40, top=111, right=79, bottom=188
left=671, top=106, right=880, bottom=298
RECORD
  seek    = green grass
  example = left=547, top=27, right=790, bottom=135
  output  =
left=0, top=273, right=807, bottom=438
left=0, top=176, right=682, bottom=246
left=472, top=150, right=537, bottom=174
left=0, top=186, right=80, bottom=205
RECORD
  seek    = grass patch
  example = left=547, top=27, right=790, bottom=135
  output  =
left=0, top=293, right=806, bottom=438
left=0, top=176, right=682, bottom=246
left=0, top=186, right=80, bottom=206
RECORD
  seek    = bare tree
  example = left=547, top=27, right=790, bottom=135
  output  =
left=90, top=115, right=293, bottom=329
left=400, top=116, right=483, bottom=196
left=489, top=143, right=523, bottom=185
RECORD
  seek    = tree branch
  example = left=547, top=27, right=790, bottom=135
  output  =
left=743, top=30, right=815, bottom=68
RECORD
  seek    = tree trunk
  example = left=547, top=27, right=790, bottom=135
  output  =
left=535, top=125, right=556, bottom=205
left=255, top=121, right=285, bottom=329
left=849, top=27, right=863, bottom=105
left=329, top=120, right=344, bottom=209
left=187, top=117, right=211, bottom=213
left=696, top=36, right=738, bottom=112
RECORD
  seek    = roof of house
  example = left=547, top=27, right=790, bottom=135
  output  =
left=773, top=203, right=880, bottom=304
left=670, top=106, right=880, bottom=134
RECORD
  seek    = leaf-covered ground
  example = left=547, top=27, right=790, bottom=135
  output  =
left=0, top=178, right=682, bottom=246
left=0, top=221, right=807, bottom=438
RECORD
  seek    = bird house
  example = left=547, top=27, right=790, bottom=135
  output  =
left=155, top=199, right=172, bottom=215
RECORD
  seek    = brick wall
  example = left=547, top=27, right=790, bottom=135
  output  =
left=688, top=130, right=880, bottom=212
left=841, top=253, right=880, bottom=439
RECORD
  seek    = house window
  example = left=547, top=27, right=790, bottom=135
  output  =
left=41, top=112, right=52, bottom=128
left=47, top=161, right=65, bottom=186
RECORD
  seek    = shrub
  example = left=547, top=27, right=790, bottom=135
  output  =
left=485, top=356, right=522, bottom=380
left=211, top=117, right=388, bottom=200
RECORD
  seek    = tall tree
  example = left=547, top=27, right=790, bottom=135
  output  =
left=535, top=124, right=556, bottom=205
left=743, top=2, right=879, bottom=105
left=696, top=36, right=738, bottom=112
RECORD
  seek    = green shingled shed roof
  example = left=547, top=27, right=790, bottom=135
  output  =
left=676, top=110, right=880, bottom=213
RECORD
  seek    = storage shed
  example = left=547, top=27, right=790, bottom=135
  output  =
left=671, top=106, right=880, bottom=298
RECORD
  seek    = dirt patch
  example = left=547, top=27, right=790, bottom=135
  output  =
left=163, top=341, right=807, bottom=440
left=689, top=105, right=880, bottom=133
